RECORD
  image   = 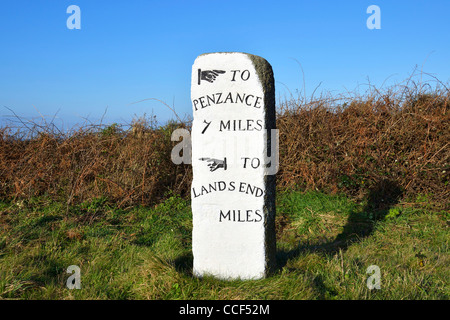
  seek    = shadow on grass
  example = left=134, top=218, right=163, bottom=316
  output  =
left=171, top=180, right=402, bottom=279
left=277, top=179, right=403, bottom=268
left=174, top=252, right=194, bottom=277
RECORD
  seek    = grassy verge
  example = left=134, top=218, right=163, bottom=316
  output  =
left=0, top=191, right=448, bottom=299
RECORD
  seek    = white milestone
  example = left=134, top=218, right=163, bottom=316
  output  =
left=191, top=52, right=277, bottom=280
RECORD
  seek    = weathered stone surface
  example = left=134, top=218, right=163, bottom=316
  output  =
left=191, top=52, right=276, bottom=280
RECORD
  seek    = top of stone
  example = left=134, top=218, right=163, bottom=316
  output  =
left=195, top=52, right=274, bottom=95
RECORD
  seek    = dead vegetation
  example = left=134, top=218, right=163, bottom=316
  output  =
left=0, top=78, right=449, bottom=208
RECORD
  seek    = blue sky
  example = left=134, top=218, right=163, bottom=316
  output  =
left=1, top=0, right=449, bottom=128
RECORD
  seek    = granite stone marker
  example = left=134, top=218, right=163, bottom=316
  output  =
left=191, top=52, right=276, bottom=280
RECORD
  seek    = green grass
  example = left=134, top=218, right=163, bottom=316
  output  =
left=0, top=191, right=448, bottom=299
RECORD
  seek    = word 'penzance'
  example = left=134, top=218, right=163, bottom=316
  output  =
left=192, top=92, right=262, bottom=111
